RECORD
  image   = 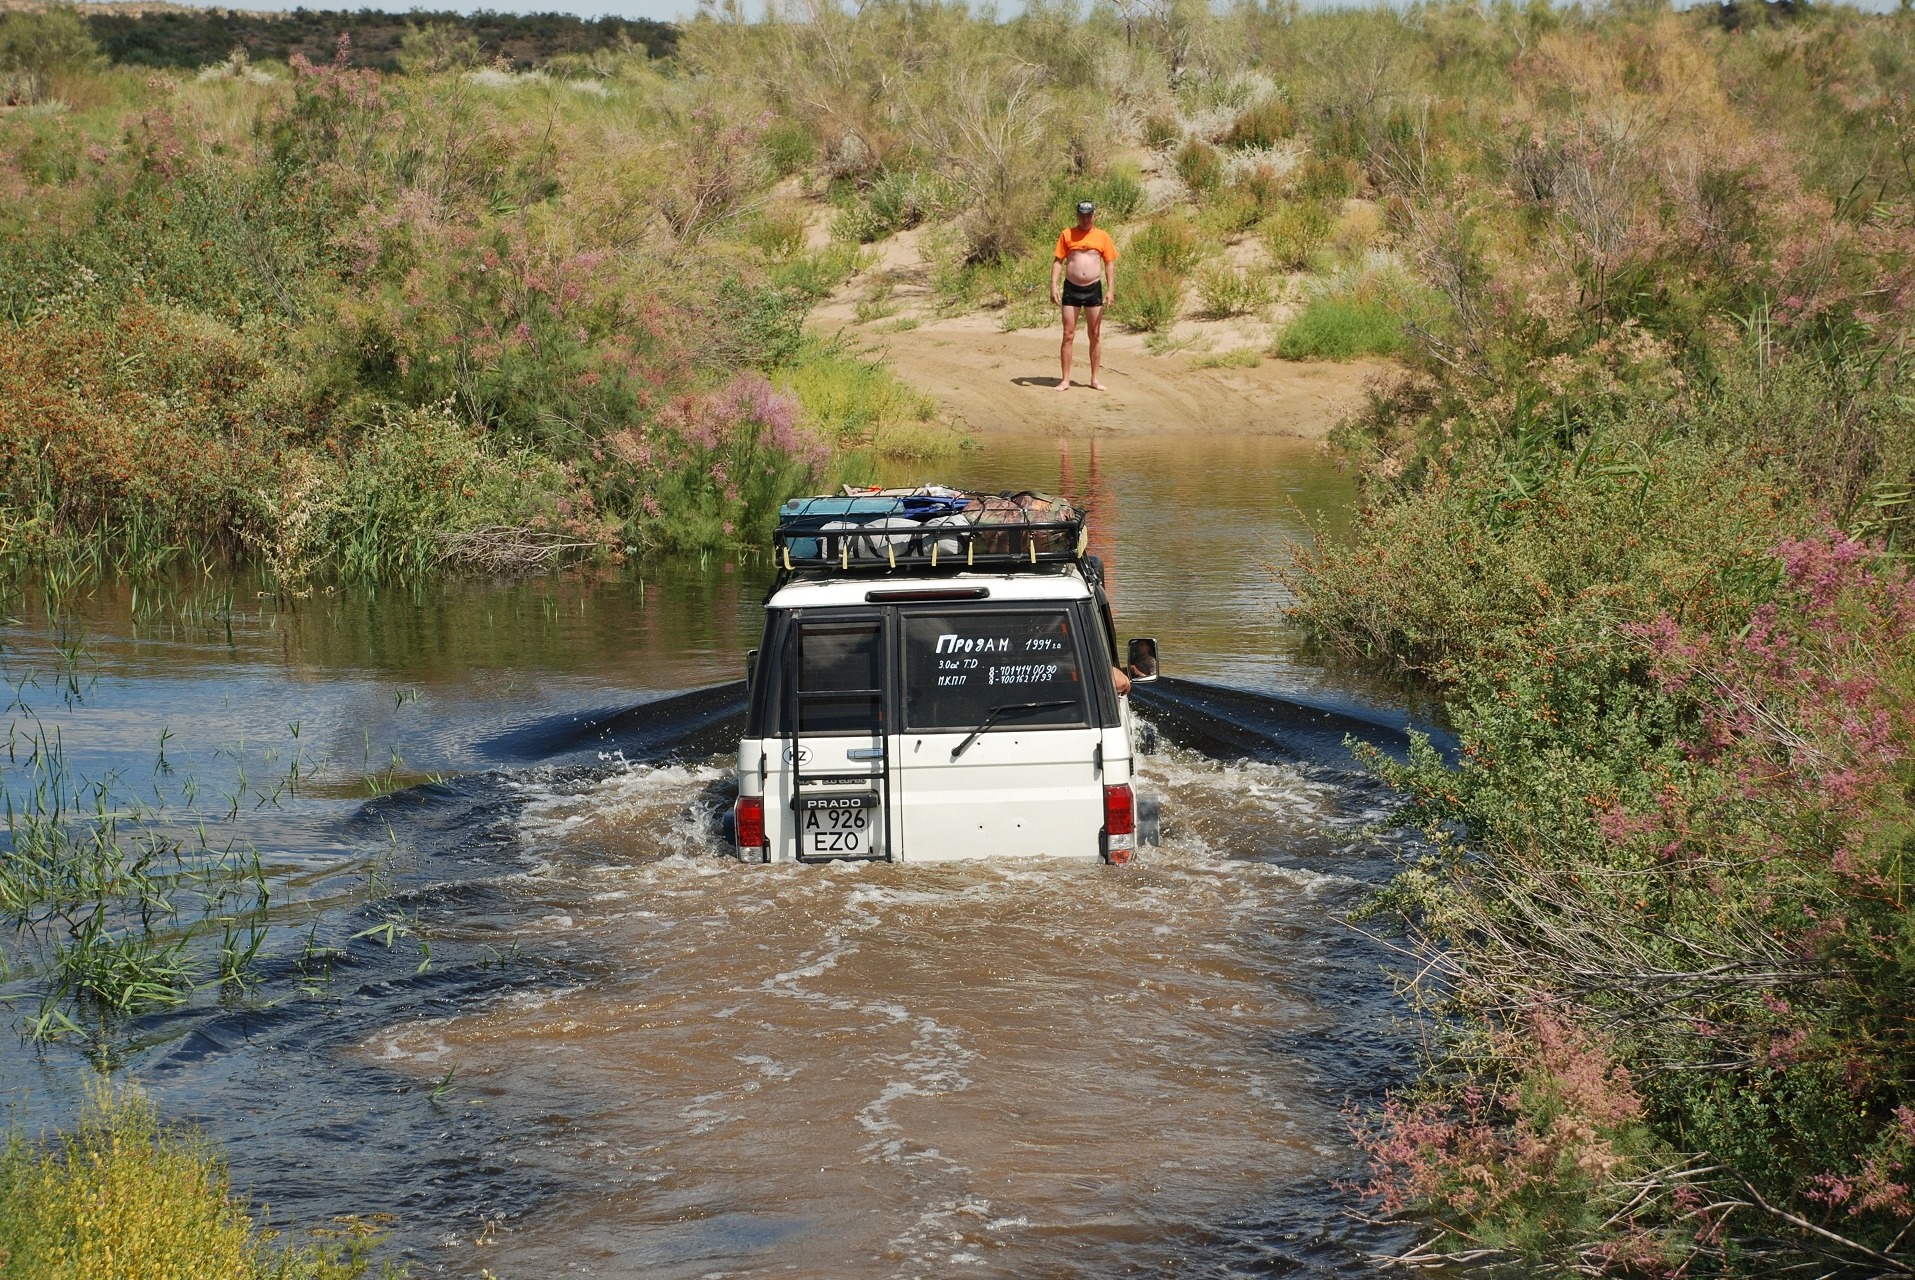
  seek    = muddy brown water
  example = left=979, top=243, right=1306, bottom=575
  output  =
left=0, top=434, right=1422, bottom=1277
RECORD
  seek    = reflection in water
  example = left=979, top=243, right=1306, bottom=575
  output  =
left=894, top=432, right=1361, bottom=695
left=0, top=432, right=1413, bottom=1278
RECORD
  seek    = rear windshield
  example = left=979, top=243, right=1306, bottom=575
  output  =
left=902, top=610, right=1086, bottom=731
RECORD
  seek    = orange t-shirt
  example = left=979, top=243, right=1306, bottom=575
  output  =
left=1054, top=227, right=1119, bottom=262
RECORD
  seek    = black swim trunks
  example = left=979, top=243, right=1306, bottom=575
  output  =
left=1061, top=279, right=1104, bottom=309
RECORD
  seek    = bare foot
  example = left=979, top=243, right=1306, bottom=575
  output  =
left=1089, top=378, right=1108, bottom=391
left=1053, top=377, right=1071, bottom=392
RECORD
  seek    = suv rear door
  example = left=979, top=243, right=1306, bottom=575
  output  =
left=769, top=611, right=890, bottom=862
left=889, top=605, right=1104, bottom=861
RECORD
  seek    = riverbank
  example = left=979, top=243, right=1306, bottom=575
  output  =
left=809, top=246, right=1386, bottom=441
left=1278, top=6, right=1915, bottom=1275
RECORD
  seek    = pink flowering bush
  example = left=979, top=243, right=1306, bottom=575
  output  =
left=1336, top=511, right=1915, bottom=1274
left=606, top=373, right=827, bottom=551
left=1352, top=1012, right=1706, bottom=1273
left=0, top=34, right=905, bottom=574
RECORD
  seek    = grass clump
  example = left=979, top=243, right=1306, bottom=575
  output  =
left=1052, top=163, right=1143, bottom=223
left=1141, top=110, right=1180, bottom=150
left=1295, top=153, right=1357, bottom=202
left=1174, top=138, right=1224, bottom=194
left=835, top=169, right=955, bottom=243
left=1112, top=267, right=1183, bottom=333
left=0, top=1085, right=400, bottom=1278
left=1194, top=263, right=1272, bottom=318
left=1259, top=202, right=1332, bottom=271
left=1275, top=295, right=1400, bottom=359
left=1125, top=216, right=1204, bottom=276
left=760, top=117, right=815, bottom=176
left=778, top=341, right=956, bottom=462
left=1218, top=97, right=1294, bottom=149
left=1195, top=188, right=1262, bottom=239
left=1189, top=347, right=1261, bottom=369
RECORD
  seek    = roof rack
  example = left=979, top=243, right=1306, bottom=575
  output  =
left=771, top=487, right=1087, bottom=578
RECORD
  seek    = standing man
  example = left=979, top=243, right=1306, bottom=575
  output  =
left=1051, top=200, right=1118, bottom=392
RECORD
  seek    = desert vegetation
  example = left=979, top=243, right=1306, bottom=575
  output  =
left=0, top=1084, right=400, bottom=1277
left=0, top=4, right=955, bottom=579
left=1264, top=2, right=1915, bottom=1276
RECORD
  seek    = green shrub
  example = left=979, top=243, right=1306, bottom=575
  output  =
left=1112, top=266, right=1183, bottom=332
left=1142, top=110, right=1181, bottom=150
left=1260, top=201, right=1332, bottom=270
left=965, top=251, right=1051, bottom=325
left=623, top=372, right=829, bottom=550
left=1296, top=152, right=1358, bottom=201
left=1297, top=369, right=1915, bottom=1271
left=0, top=306, right=297, bottom=570
left=1238, top=163, right=1288, bottom=213
left=1219, top=97, right=1294, bottom=148
left=761, top=118, right=816, bottom=176
left=1194, top=262, right=1272, bottom=318
left=853, top=279, right=897, bottom=323
left=0, top=5, right=101, bottom=105
left=1196, top=188, right=1262, bottom=238
left=1275, top=294, right=1400, bottom=359
left=0, top=1085, right=398, bottom=1278
left=1055, top=163, right=1144, bottom=224
left=1126, top=215, right=1204, bottom=275
left=1175, top=138, right=1224, bottom=194
left=397, top=21, right=482, bottom=75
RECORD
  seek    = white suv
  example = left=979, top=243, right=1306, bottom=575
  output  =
left=730, top=489, right=1160, bottom=864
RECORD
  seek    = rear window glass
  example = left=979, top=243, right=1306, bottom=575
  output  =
left=903, top=611, right=1086, bottom=730
left=797, top=621, right=882, bottom=734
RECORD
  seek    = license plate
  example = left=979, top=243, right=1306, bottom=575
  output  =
left=800, top=793, right=876, bottom=857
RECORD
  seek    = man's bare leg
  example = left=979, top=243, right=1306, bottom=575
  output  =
left=1086, top=305, right=1107, bottom=390
left=1056, top=304, right=1078, bottom=391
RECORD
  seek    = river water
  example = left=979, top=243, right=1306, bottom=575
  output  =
left=0, top=433, right=1421, bottom=1277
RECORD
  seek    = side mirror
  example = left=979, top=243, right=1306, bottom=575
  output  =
left=746, top=649, right=759, bottom=700
left=1126, top=637, right=1159, bottom=683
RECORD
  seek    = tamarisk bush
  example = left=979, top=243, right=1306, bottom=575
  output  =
left=1338, top=524, right=1915, bottom=1275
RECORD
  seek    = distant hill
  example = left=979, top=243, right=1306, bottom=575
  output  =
left=76, top=6, right=677, bottom=71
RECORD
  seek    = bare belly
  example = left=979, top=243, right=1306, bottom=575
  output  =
left=1064, top=249, right=1104, bottom=286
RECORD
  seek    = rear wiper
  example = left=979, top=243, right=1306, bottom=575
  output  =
left=950, top=700, right=1076, bottom=761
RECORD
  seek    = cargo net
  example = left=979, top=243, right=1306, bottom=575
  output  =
left=773, top=486, right=1085, bottom=572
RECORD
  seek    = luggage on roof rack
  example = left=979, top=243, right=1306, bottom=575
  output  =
left=773, top=486, right=1086, bottom=573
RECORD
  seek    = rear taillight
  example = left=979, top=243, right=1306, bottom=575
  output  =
left=1103, top=783, right=1135, bottom=864
left=734, top=795, right=766, bottom=855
